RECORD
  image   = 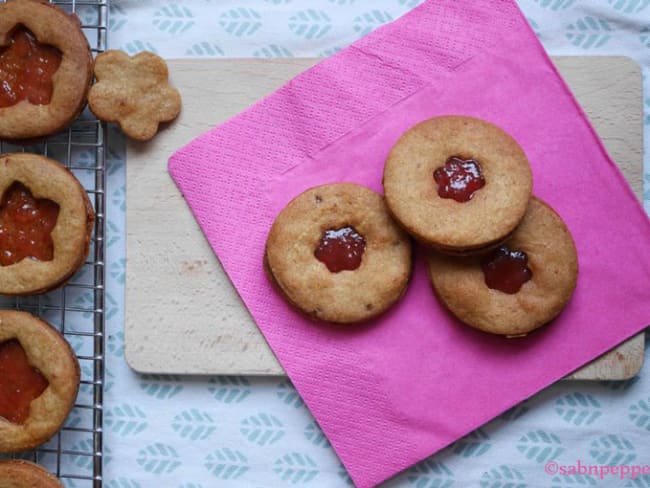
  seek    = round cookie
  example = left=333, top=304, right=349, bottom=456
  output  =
left=427, top=197, right=578, bottom=336
left=383, top=115, right=533, bottom=254
left=265, top=183, right=412, bottom=324
left=0, top=460, right=63, bottom=488
left=0, top=153, right=95, bottom=296
left=0, top=310, right=80, bottom=453
left=0, top=0, right=94, bottom=140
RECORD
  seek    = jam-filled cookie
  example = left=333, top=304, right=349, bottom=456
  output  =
left=0, top=310, right=80, bottom=453
left=0, top=0, right=94, bottom=140
left=0, top=460, right=64, bottom=488
left=265, top=183, right=412, bottom=324
left=427, top=197, right=578, bottom=336
left=383, top=116, right=533, bottom=254
left=0, top=153, right=94, bottom=295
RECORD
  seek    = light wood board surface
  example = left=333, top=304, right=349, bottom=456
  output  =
left=125, top=57, right=644, bottom=379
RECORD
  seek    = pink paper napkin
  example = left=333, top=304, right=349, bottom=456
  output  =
left=168, top=1, right=650, bottom=486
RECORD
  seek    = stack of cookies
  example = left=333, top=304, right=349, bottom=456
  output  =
left=266, top=115, right=578, bottom=337
left=384, top=116, right=578, bottom=337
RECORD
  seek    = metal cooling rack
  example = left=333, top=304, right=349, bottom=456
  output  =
left=0, top=1, right=108, bottom=487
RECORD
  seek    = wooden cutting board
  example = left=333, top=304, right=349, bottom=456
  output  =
left=125, top=57, right=645, bottom=379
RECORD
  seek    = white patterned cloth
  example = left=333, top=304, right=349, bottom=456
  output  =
left=99, top=1, right=650, bottom=487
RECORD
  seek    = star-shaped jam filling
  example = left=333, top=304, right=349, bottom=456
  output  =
left=434, top=157, right=486, bottom=202
left=0, top=182, right=60, bottom=267
left=0, top=339, right=49, bottom=424
left=314, top=226, right=366, bottom=273
left=0, top=25, right=62, bottom=108
left=481, top=246, right=533, bottom=294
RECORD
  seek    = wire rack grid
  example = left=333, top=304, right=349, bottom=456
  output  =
left=0, top=1, right=108, bottom=487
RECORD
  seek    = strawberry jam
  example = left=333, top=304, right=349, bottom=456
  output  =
left=0, top=26, right=63, bottom=108
left=433, top=157, right=485, bottom=202
left=482, top=246, right=533, bottom=294
left=0, top=339, right=49, bottom=424
left=0, top=182, right=60, bottom=267
left=314, top=226, right=366, bottom=273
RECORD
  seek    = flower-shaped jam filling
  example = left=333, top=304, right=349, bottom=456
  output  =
left=0, top=182, right=60, bottom=267
left=0, top=26, right=62, bottom=108
left=482, top=246, right=533, bottom=294
left=315, top=226, right=366, bottom=273
left=433, top=157, right=486, bottom=202
left=0, top=339, right=49, bottom=424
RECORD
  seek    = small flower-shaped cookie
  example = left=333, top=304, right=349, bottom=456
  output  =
left=88, top=50, right=181, bottom=141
